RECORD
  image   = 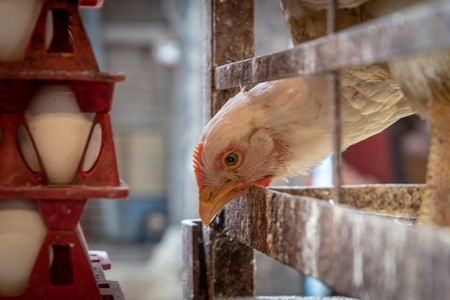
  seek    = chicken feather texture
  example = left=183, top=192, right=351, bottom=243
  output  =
left=202, top=70, right=411, bottom=178
left=282, top=0, right=450, bottom=226
left=196, top=67, right=412, bottom=225
left=389, top=54, right=450, bottom=115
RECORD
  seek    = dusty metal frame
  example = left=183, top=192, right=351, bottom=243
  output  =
left=224, top=186, right=450, bottom=299
left=214, top=1, right=450, bottom=89
left=183, top=0, right=450, bottom=299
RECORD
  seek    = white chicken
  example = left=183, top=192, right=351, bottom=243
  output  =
left=194, top=0, right=450, bottom=227
left=281, top=0, right=450, bottom=224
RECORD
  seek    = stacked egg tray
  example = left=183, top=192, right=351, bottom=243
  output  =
left=0, top=0, right=127, bottom=299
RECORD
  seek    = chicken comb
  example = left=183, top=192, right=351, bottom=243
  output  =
left=193, top=142, right=204, bottom=188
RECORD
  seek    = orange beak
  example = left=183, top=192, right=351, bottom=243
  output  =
left=198, top=174, right=274, bottom=226
left=198, top=181, right=246, bottom=226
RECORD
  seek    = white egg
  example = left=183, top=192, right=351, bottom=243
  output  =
left=0, top=200, right=47, bottom=295
left=0, top=0, right=45, bottom=61
left=22, top=85, right=98, bottom=184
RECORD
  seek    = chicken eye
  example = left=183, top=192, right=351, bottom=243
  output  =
left=224, top=152, right=239, bottom=166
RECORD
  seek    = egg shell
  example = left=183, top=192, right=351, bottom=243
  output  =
left=0, top=0, right=45, bottom=61
left=24, top=85, right=97, bottom=184
left=0, top=200, right=47, bottom=295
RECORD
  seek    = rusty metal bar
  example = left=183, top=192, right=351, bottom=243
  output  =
left=223, top=187, right=450, bottom=300
left=182, top=218, right=255, bottom=299
left=327, top=0, right=337, bottom=34
left=272, top=184, right=424, bottom=216
left=215, top=1, right=450, bottom=89
left=203, top=218, right=255, bottom=298
left=182, top=219, right=209, bottom=300
left=329, top=71, right=342, bottom=204
left=200, top=0, right=256, bottom=298
left=203, top=0, right=254, bottom=124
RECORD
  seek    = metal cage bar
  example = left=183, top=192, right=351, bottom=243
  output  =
left=326, top=0, right=343, bottom=203
left=214, top=1, right=450, bottom=89
left=223, top=187, right=450, bottom=299
left=183, top=0, right=450, bottom=299
left=183, top=0, right=256, bottom=299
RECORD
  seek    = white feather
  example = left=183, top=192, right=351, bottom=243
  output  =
left=200, top=67, right=413, bottom=182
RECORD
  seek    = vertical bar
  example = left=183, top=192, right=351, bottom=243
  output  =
left=327, top=0, right=342, bottom=204
left=202, top=0, right=213, bottom=126
left=182, top=219, right=209, bottom=300
left=203, top=217, right=255, bottom=298
left=330, top=72, right=342, bottom=203
left=203, top=0, right=254, bottom=124
left=327, top=0, right=337, bottom=34
left=202, top=0, right=255, bottom=297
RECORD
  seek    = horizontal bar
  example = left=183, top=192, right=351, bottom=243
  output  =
left=217, top=297, right=357, bottom=300
left=224, top=187, right=450, bottom=300
left=215, top=1, right=450, bottom=89
left=0, top=180, right=128, bottom=199
left=80, top=0, right=104, bottom=8
left=272, top=184, right=424, bottom=216
left=0, top=70, right=125, bottom=82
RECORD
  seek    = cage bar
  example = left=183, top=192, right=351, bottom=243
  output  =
left=214, top=1, right=450, bottom=89
left=186, top=0, right=450, bottom=299
left=224, top=187, right=450, bottom=299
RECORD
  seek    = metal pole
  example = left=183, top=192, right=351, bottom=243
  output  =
left=327, top=0, right=342, bottom=204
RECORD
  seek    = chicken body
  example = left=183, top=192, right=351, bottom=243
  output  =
left=389, top=53, right=450, bottom=225
left=283, top=0, right=450, bottom=226
left=195, top=68, right=412, bottom=226
left=195, top=0, right=450, bottom=226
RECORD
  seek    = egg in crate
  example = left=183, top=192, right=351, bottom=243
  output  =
left=3, top=84, right=104, bottom=293
left=18, top=85, right=102, bottom=184
left=0, top=200, right=47, bottom=295
left=0, top=0, right=45, bottom=61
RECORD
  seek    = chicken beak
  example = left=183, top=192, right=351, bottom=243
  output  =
left=198, top=175, right=274, bottom=226
left=199, top=182, right=243, bottom=227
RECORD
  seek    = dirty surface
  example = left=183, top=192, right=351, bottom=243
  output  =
left=215, top=2, right=450, bottom=89
left=223, top=187, right=450, bottom=300
left=272, top=184, right=424, bottom=216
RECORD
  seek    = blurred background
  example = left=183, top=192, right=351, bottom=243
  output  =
left=78, top=1, right=429, bottom=299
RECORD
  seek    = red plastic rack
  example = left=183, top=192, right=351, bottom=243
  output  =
left=0, top=0, right=128, bottom=299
